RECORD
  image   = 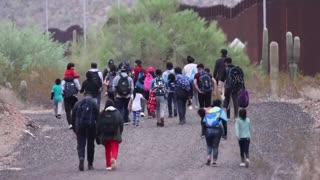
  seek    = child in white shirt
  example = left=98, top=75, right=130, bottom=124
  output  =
left=129, top=88, right=147, bottom=126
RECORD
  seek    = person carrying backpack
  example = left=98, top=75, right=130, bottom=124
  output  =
left=88, top=63, right=103, bottom=106
left=235, top=109, right=252, bottom=168
left=112, top=66, right=134, bottom=125
left=96, top=100, right=124, bottom=171
left=102, top=59, right=115, bottom=81
left=174, top=67, right=193, bottom=125
left=104, top=64, right=117, bottom=102
left=221, top=57, right=245, bottom=140
left=194, top=64, right=216, bottom=108
left=198, top=100, right=227, bottom=167
left=162, top=62, right=177, bottom=118
left=129, top=87, right=147, bottom=127
left=183, top=56, right=199, bottom=110
left=71, top=93, right=100, bottom=171
left=151, top=69, right=167, bottom=127
left=62, top=63, right=81, bottom=129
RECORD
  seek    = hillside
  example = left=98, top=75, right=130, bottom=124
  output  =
left=0, top=0, right=242, bottom=30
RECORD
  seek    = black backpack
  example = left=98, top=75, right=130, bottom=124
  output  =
left=98, top=110, right=118, bottom=136
left=116, top=74, right=131, bottom=96
left=64, top=79, right=78, bottom=98
left=76, top=99, right=97, bottom=127
left=153, top=77, right=166, bottom=96
left=90, top=71, right=102, bottom=89
left=199, top=72, right=213, bottom=93
left=227, top=66, right=244, bottom=93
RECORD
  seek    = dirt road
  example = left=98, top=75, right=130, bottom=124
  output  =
left=0, top=102, right=313, bottom=180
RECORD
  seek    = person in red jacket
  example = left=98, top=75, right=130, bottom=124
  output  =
left=133, top=60, right=144, bottom=85
left=64, top=63, right=80, bottom=79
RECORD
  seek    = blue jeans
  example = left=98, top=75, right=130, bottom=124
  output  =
left=167, top=92, right=177, bottom=116
left=133, top=110, right=141, bottom=126
left=205, top=127, right=222, bottom=160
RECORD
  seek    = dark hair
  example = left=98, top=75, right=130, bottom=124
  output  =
left=67, top=63, right=75, bottom=70
left=91, top=62, right=98, bottom=69
left=135, top=60, right=142, bottom=66
left=86, top=71, right=93, bottom=79
left=197, top=108, right=206, bottom=119
left=155, top=69, right=162, bottom=76
left=55, top=78, right=61, bottom=85
left=108, top=59, right=114, bottom=65
left=187, top=56, right=195, bottom=63
left=239, top=109, right=247, bottom=120
left=166, top=62, right=173, bottom=70
left=197, top=64, right=204, bottom=69
left=204, top=68, right=210, bottom=73
left=221, top=49, right=228, bottom=57
left=104, top=99, right=115, bottom=110
left=109, top=64, right=117, bottom=75
left=133, top=87, right=140, bottom=99
left=212, top=99, right=222, bottom=107
left=168, top=73, right=175, bottom=82
left=224, top=57, right=232, bottom=64
left=174, top=67, right=182, bottom=74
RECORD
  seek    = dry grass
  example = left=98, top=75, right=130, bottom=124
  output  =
left=0, top=87, right=24, bottom=110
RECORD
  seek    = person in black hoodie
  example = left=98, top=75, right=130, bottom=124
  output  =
left=213, top=49, right=228, bottom=97
left=96, top=100, right=124, bottom=171
left=80, top=71, right=101, bottom=103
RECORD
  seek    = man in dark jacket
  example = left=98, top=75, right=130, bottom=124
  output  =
left=213, top=49, right=228, bottom=97
left=221, top=57, right=238, bottom=140
left=96, top=100, right=124, bottom=170
left=72, top=93, right=100, bottom=171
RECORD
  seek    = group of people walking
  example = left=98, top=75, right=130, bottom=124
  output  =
left=50, top=48, right=252, bottom=171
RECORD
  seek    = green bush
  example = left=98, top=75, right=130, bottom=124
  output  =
left=72, top=0, right=250, bottom=72
left=0, top=22, right=66, bottom=86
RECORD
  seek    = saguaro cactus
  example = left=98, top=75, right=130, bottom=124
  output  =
left=286, top=32, right=301, bottom=80
left=262, top=28, right=269, bottom=74
left=19, top=80, right=28, bottom=103
left=270, top=42, right=279, bottom=98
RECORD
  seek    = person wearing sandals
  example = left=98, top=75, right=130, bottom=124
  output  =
left=198, top=99, right=227, bottom=167
left=235, top=109, right=251, bottom=168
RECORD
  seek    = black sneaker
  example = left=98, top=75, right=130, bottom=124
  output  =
left=88, top=163, right=94, bottom=170
left=79, top=160, right=84, bottom=171
left=212, top=162, right=218, bottom=167
left=168, top=115, right=173, bottom=118
left=57, top=114, right=62, bottom=119
left=206, top=159, right=211, bottom=166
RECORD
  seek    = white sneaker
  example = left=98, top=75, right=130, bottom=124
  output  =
left=240, top=163, right=246, bottom=167
left=124, top=122, right=129, bottom=126
left=140, top=112, right=145, bottom=117
left=245, top=159, right=250, bottom=168
left=111, top=159, right=117, bottom=169
left=68, top=125, right=73, bottom=129
left=188, top=106, right=193, bottom=110
left=106, top=167, right=112, bottom=171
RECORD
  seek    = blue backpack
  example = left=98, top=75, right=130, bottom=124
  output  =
left=204, top=107, right=224, bottom=128
left=176, top=75, right=191, bottom=92
left=76, top=99, right=97, bottom=128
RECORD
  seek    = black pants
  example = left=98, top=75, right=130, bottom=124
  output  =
left=223, top=88, right=239, bottom=119
left=77, top=126, right=96, bottom=164
left=115, top=97, right=130, bottom=123
left=176, top=89, right=188, bottom=123
left=239, top=138, right=250, bottom=162
left=222, top=120, right=228, bottom=138
left=198, top=92, right=212, bottom=108
left=167, top=92, right=177, bottom=117
left=64, top=96, right=78, bottom=125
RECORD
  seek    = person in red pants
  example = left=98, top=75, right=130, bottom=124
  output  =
left=96, top=100, right=124, bottom=171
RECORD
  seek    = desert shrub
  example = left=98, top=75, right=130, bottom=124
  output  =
left=0, top=22, right=66, bottom=105
left=71, top=0, right=250, bottom=73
